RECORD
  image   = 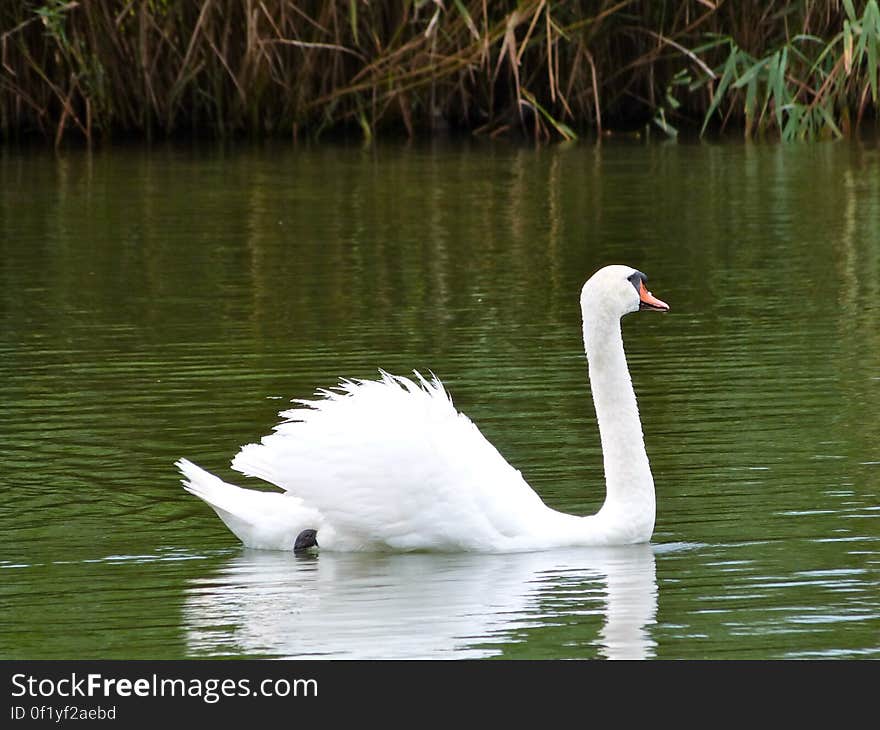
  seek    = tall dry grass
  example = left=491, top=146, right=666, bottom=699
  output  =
left=1, top=1, right=878, bottom=144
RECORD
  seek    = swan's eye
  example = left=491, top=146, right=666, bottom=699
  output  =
left=627, top=271, right=647, bottom=294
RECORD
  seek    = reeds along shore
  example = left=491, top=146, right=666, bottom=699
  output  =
left=2, top=1, right=880, bottom=145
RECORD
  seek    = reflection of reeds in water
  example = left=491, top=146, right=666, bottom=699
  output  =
left=835, top=150, right=880, bottom=458
left=3, top=2, right=880, bottom=144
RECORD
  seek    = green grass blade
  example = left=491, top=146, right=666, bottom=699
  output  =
left=855, top=7, right=870, bottom=64
left=816, top=103, right=843, bottom=138
left=867, top=1, right=880, bottom=101
left=701, top=44, right=739, bottom=136
left=808, top=32, right=846, bottom=79
left=732, top=58, right=767, bottom=89
left=453, top=0, right=480, bottom=41
left=690, top=37, right=733, bottom=55
left=520, top=89, right=578, bottom=141
left=781, top=103, right=801, bottom=141
left=744, top=76, right=758, bottom=135
left=653, top=108, right=678, bottom=138
left=792, top=33, right=830, bottom=46
left=767, top=51, right=781, bottom=130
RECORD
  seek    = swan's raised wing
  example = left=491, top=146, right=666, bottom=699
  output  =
left=230, top=372, right=549, bottom=551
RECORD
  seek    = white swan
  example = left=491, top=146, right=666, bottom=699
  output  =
left=177, top=264, right=669, bottom=552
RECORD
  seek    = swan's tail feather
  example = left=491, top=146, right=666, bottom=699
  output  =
left=177, top=458, right=246, bottom=517
left=176, top=458, right=320, bottom=550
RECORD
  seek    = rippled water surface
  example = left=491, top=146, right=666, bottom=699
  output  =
left=1, top=140, right=878, bottom=659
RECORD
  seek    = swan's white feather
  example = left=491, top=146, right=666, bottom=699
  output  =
left=229, top=372, right=551, bottom=551
left=177, top=458, right=321, bottom=550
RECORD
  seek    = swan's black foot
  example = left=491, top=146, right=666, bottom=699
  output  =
left=294, top=529, right=319, bottom=553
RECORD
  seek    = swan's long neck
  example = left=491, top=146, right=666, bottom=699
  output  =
left=582, top=311, right=655, bottom=535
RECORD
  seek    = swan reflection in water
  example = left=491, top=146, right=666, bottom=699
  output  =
left=182, top=544, right=658, bottom=659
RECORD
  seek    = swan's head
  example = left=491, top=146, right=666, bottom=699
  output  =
left=581, top=265, right=669, bottom=319
left=294, top=529, right=319, bottom=553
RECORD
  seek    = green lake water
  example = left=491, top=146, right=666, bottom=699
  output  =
left=1, top=138, right=878, bottom=659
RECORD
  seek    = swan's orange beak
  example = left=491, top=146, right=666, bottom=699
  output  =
left=638, top=280, right=669, bottom=312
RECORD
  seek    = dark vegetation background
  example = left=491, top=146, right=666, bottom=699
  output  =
left=2, top=1, right=880, bottom=144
